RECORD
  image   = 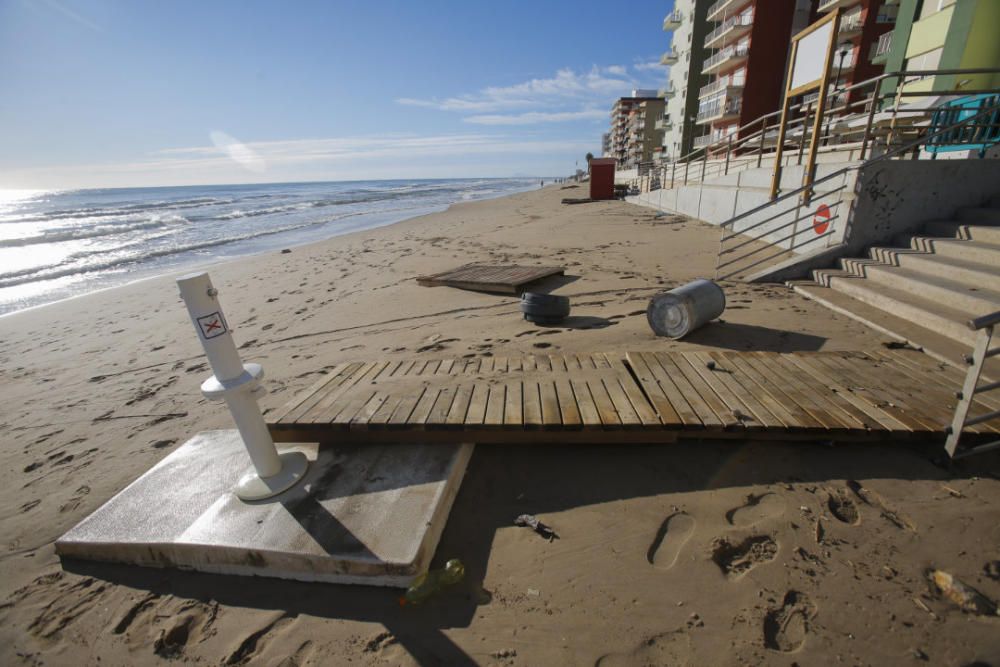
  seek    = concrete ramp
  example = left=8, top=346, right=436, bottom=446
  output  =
left=56, top=430, right=473, bottom=587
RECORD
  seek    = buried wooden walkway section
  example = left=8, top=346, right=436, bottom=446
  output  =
left=267, top=349, right=1000, bottom=445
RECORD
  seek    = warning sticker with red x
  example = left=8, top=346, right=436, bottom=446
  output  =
left=196, top=312, right=228, bottom=340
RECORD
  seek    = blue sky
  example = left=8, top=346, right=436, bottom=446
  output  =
left=0, top=0, right=674, bottom=189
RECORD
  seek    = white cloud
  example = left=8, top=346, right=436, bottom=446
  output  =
left=633, top=60, right=667, bottom=72
left=396, top=66, right=636, bottom=114
left=465, top=109, right=608, bottom=125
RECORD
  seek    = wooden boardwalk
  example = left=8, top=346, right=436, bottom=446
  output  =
left=267, top=349, right=1000, bottom=445
left=416, top=264, right=564, bottom=294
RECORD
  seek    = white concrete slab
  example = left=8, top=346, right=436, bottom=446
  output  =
left=56, top=430, right=473, bottom=587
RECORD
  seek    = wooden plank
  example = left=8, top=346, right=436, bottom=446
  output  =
left=300, top=361, right=382, bottom=424
left=550, top=355, right=568, bottom=372
left=368, top=392, right=404, bottom=426
left=624, top=352, right=683, bottom=425
left=436, top=358, right=456, bottom=376
left=446, top=384, right=474, bottom=425
left=835, top=353, right=992, bottom=434
left=408, top=387, right=442, bottom=426
left=484, top=384, right=507, bottom=425
left=587, top=378, right=621, bottom=426
left=416, top=264, right=564, bottom=293
left=388, top=387, right=428, bottom=426
left=871, top=349, right=1000, bottom=413
left=349, top=392, right=390, bottom=430
left=272, top=362, right=358, bottom=423
left=536, top=355, right=553, bottom=372
left=645, top=352, right=719, bottom=427
left=739, top=354, right=842, bottom=431
left=522, top=355, right=537, bottom=372
left=523, top=381, right=543, bottom=427
left=493, top=356, right=509, bottom=373
left=570, top=378, right=602, bottom=426
left=464, top=384, right=489, bottom=425
left=719, top=353, right=821, bottom=430
left=554, top=378, right=582, bottom=426
left=756, top=353, right=869, bottom=431
left=426, top=386, right=456, bottom=426
left=539, top=381, right=562, bottom=425
left=688, top=351, right=783, bottom=429
left=503, top=381, right=523, bottom=425
left=601, top=375, right=642, bottom=426
left=655, top=353, right=735, bottom=427
left=813, top=353, right=938, bottom=432
left=783, top=354, right=911, bottom=433
left=605, top=354, right=660, bottom=426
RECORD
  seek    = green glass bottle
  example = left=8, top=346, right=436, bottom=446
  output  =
left=399, top=559, right=465, bottom=606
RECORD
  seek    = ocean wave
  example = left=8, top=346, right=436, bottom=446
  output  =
left=0, top=214, right=352, bottom=289
left=0, top=218, right=181, bottom=248
left=0, top=196, right=232, bottom=224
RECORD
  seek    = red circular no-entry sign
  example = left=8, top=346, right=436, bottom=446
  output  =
left=813, top=204, right=831, bottom=235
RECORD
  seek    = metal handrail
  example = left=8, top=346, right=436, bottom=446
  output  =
left=945, top=310, right=1000, bottom=459
left=713, top=101, right=1000, bottom=279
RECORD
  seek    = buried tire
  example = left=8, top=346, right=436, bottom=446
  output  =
left=520, top=292, right=570, bottom=324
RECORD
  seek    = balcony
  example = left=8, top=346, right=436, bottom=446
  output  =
left=658, top=84, right=677, bottom=99
left=702, top=43, right=749, bottom=74
left=839, top=10, right=863, bottom=36
left=696, top=94, right=742, bottom=124
left=705, top=12, right=753, bottom=49
left=692, top=134, right=713, bottom=149
left=871, top=31, right=893, bottom=63
left=706, top=0, right=749, bottom=22
left=663, top=10, right=682, bottom=31
left=654, top=116, right=673, bottom=131
left=698, top=77, right=744, bottom=99
left=660, top=47, right=679, bottom=65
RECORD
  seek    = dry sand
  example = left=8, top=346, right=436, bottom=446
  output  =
left=1, top=184, right=998, bottom=665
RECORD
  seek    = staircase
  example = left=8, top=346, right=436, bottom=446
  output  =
left=790, top=195, right=1000, bottom=370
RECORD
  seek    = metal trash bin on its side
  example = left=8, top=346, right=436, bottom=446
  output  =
left=647, top=279, right=726, bottom=339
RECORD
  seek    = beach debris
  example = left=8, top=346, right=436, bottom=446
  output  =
left=399, top=559, right=465, bottom=606
left=416, top=264, right=564, bottom=294
left=280, top=248, right=291, bottom=254
left=705, top=360, right=717, bottom=370
left=514, top=514, right=559, bottom=541
left=928, top=570, right=998, bottom=615
left=561, top=197, right=594, bottom=205
left=520, top=292, right=570, bottom=325
left=985, top=560, right=1000, bottom=580
left=647, top=279, right=726, bottom=339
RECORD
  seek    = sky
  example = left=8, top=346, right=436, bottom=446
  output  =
left=0, top=0, right=675, bottom=190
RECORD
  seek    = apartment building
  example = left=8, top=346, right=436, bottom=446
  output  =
left=875, top=0, right=1000, bottom=99
left=815, top=0, right=897, bottom=108
left=609, top=92, right=666, bottom=168
left=601, top=132, right=612, bottom=158
left=655, top=0, right=711, bottom=161
left=695, top=0, right=813, bottom=149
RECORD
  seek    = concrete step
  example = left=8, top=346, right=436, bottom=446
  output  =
left=957, top=207, right=1000, bottom=224
left=923, top=222, right=1000, bottom=244
left=812, top=269, right=977, bottom=345
left=868, top=246, right=1000, bottom=290
left=838, top=259, right=1000, bottom=314
left=896, top=235, right=1000, bottom=266
left=788, top=280, right=1000, bottom=380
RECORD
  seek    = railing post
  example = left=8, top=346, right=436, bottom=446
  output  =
left=797, top=104, right=810, bottom=166
left=671, top=160, right=676, bottom=189
left=757, top=118, right=766, bottom=168
left=684, top=159, right=689, bottom=185
left=701, top=155, right=707, bottom=183
left=860, top=90, right=879, bottom=160
left=945, top=324, right=994, bottom=457
left=724, top=136, right=733, bottom=175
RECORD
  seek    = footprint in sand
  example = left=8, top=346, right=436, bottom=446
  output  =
left=827, top=489, right=860, bottom=525
left=647, top=512, right=696, bottom=570
left=726, top=493, right=786, bottom=528
left=711, top=535, right=778, bottom=578
left=763, top=591, right=816, bottom=653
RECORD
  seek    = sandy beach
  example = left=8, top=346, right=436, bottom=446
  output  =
left=2, top=184, right=998, bottom=665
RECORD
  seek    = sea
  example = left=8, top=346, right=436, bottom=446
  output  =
left=0, top=178, right=539, bottom=316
